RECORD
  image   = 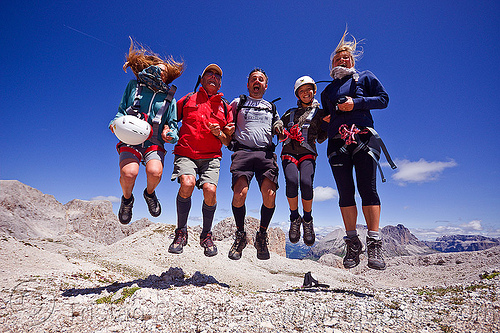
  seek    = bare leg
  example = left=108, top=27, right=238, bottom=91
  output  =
left=119, top=159, right=139, bottom=199
left=260, top=177, right=276, bottom=209
left=362, top=205, right=381, bottom=232
left=302, top=198, right=312, bottom=213
left=340, top=205, right=357, bottom=231
left=232, top=176, right=249, bottom=208
left=145, top=159, right=163, bottom=194
left=287, top=196, right=299, bottom=211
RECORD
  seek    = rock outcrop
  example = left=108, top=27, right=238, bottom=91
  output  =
left=0, top=180, right=152, bottom=244
left=0, top=180, right=67, bottom=239
left=193, top=216, right=286, bottom=256
left=381, top=224, right=437, bottom=256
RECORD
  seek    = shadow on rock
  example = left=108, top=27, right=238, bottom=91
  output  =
left=262, top=288, right=374, bottom=298
left=61, top=267, right=229, bottom=297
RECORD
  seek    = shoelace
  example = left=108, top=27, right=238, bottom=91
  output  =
left=290, top=218, right=301, bottom=232
left=303, top=222, right=313, bottom=236
left=339, top=124, right=368, bottom=145
left=280, top=124, right=304, bottom=142
left=174, top=230, right=186, bottom=244
left=257, top=234, right=268, bottom=247
left=144, top=193, right=158, bottom=207
left=344, top=239, right=361, bottom=259
left=202, top=234, right=214, bottom=247
left=367, top=240, right=383, bottom=259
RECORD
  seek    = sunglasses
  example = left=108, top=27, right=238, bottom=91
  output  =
left=204, top=71, right=222, bottom=79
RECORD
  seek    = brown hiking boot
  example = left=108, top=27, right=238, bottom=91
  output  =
left=302, top=217, right=315, bottom=246
left=366, top=237, right=386, bottom=270
left=168, top=228, right=188, bottom=254
left=343, top=235, right=363, bottom=269
left=289, top=216, right=302, bottom=244
left=228, top=230, right=247, bottom=260
left=200, top=232, right=218, bottom=257
left=255, top=231, right=270, bottom=260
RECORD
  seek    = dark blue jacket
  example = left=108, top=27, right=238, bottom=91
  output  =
left=320, top=70, right=389, bottom=138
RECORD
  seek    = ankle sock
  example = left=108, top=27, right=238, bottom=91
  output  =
left=144, top=189, right=155, bottom=198
left=346, top=229, right=358, bottom=238
left=122, top=195, right=133, bottom=204
left=303, top=210, right=312, bottom=222
left=368, top=230, right=380, bottom=240
left=290, top=208, right=299, bottom=221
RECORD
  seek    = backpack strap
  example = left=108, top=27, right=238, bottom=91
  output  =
left=150, top=85, right=177, bottom=145
left=125, top=83, right=146, bottom=117
left=236, top=94, right=247, bottom=115
left=177, top=92, right=195, bottom=122
left=221, top=97, right=229, bottom=119
left=298, top=107, right=318, bottom=153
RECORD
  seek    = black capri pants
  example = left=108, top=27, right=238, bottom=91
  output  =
left=327, top=133, right=381, bottom=207
left=282, top=154, right=316, bottom=201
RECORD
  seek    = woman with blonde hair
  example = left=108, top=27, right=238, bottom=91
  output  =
left=110, top=38, right=184, bottom=224
left=321, top=30, right=390, bottom=270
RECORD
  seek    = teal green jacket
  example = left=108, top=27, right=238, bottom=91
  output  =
left=110, top=79, right=179, bottom=146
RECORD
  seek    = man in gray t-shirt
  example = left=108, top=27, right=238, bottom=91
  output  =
left=227, top=68, right=282, bottom=261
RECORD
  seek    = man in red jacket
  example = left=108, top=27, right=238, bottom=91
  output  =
left=168, top=64, right=234, bottom=257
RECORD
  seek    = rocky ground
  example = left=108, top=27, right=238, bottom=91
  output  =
left=1, top=180, right=499, bottom=332
left=1, top=226, right=499, bottom=333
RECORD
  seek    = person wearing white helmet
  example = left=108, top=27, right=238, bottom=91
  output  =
left=276, top=76, right=327, bottom=247
left=109, top=38, right=184, bottom=225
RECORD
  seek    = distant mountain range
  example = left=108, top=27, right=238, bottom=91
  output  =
left=286, top=223, right=499, bottom=260
left=425, top=235, right=500, bottom=252
left=2, top=179, right=498, bottom=263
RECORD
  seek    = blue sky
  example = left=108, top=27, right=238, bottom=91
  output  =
left=1, top=0, right=499, bottom=241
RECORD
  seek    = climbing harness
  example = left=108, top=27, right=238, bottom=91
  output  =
left=280, top=124, right=304, bottom=143
left=328, top=124, right=397, bottom=182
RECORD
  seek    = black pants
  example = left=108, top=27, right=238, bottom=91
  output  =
left=282, top=157, right=316, bottom=201
left=327, top=134, right=380, bottom=207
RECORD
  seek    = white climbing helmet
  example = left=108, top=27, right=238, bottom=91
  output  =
left=294, top=76, right=317, bottom=97
left=112, top=115, right=152, bottom=145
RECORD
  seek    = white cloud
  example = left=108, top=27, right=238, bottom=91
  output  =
left=410, top=220, right=494, bottom=241
left=392, top=158, right=457, bottom=185
left=91, top=195, right=120, bottom=203
left=313, top=186, right=338, bottom=202
left=460, top=220, right=483, bottom=231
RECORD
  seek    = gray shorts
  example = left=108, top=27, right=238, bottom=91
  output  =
left=118, top=145, right=165, bottom=165
left=171, top=155, right=221, bottom=189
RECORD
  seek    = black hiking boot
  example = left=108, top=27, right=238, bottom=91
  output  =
left=255, top=231, right=270, bottom=260
left=200, top=232, right=218, bottom=257
left=366, top=237, right=386, bottom=270
left=143, top=188, right=161, bottom=217
left=289, top=216, right=302, bottom=244
left=228, top=230, right=247, bottom=260
left=343, top=235, right=363, bottom=269
left=168, top=228, right=188, bottom=254
left=118, top=195, right=134, bottom=224
left=302, top=217, right=315, bottom=246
